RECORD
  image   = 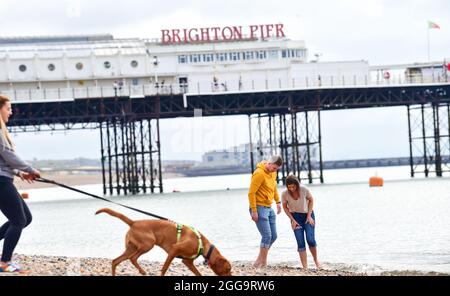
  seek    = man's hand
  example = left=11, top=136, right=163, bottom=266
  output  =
left=251, top=211, right=258, bottom=222
left=276, top=203, right=281, bottom=214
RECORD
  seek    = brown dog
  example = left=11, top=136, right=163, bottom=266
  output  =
left=95, top=208, right=232, bottom=276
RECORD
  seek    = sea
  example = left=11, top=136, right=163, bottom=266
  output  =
left=1, top=165, right=450, bottom=275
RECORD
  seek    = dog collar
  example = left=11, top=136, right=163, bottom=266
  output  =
left=203, top=244, right=215, bottom=266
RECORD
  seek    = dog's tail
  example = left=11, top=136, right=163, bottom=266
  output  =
left=95, top=208, right=134, bottom=226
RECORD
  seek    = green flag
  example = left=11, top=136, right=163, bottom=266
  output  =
left=428, top=21, right=440, bottom=29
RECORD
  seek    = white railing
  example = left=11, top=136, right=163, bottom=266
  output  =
left=1, top=74, right=449, bottom=103
left=1, top=84, right=189, bottom=102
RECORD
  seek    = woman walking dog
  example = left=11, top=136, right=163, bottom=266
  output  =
left=0, top=95, right=40, bottom=273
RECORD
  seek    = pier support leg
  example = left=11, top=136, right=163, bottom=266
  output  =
left=407, top=102, right=449, bottom=177
left=100, top=117, right=163, bottom=195
left=248, top=111, right=323, bottom=184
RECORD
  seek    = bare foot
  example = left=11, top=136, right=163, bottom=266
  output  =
left=253, top=261, right=267, bottom=268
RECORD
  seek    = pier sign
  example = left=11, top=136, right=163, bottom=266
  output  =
left=161, top=24, right=285, bottom=44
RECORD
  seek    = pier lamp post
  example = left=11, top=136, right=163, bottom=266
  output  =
left=113, top=80, right=123, bottom=98
left=113, top=81, right=118, bottom=98
left=313, top=53, right=322, bottom=86
left=153, top=56, right=159, bottom=93
left=314, top=53, right=322, bottom=62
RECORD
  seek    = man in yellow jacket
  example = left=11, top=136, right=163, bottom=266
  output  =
left=248, top=155, right=283, bottom=268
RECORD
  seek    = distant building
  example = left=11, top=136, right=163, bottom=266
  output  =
left=201, top=143, right=251, bottom=167
left=162, top=160, right=197, bottom=173
left=405, top=62, right=448, bottom=83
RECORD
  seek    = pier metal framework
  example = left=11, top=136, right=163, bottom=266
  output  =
left=99, top=117, right=163, bottom=195
left=6, top=83, right=450, bottom=194
left=248, top=110, right=323, bottom=184
left=8, top=85, right=450, bottom=128
left=283, top=111, right=323, bottom=184
left=407, top=102, right=450, bottom=177
left=248, top=113, right=280, bottom=178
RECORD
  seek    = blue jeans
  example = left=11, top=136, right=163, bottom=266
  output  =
left=292, top=212, right=317, bottom=252
left=251, top=205, right=277, bottom=249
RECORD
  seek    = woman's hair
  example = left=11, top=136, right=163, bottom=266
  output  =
left=0, top=95, right=14, bottom=150
left=285, top=174, right=300, bottom=189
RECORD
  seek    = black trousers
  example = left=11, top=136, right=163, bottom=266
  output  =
left=0, top=176, right=32, bottom=262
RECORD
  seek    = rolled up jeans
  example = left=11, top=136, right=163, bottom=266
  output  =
left=251, top=205, right=277, bottom=249
left=292, top=211, right=317, bottom=252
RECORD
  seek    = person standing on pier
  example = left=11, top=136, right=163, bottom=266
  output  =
left=0, top=95, right=40, bottom=273
left=282, top=174, right=320, bottom=269
left=248, top=155, right=283, bottom=268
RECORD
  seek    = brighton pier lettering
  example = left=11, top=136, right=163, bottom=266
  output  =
left=161, top=24, right=285, bottom=44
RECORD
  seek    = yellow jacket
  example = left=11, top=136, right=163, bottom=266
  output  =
left=248, top=161, right=280, bottom=212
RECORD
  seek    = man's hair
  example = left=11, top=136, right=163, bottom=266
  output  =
left=268, top=155, right=283, bottom=166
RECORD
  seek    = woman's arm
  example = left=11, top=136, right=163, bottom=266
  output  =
left=282, top=199, right=301, bottom=230
left=282, top=201, right=294, bottom=220
left=0, top=136, right=37, bottom=174
left=307, top=195, right=314, bottom=214
left=306, top=190, right=315, bottom=226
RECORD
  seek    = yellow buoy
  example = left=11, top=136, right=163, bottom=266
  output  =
left=369, top=176, right=384, bottom=187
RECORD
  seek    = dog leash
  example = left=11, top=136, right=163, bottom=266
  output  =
left=35, top=177, right=169, bottom=221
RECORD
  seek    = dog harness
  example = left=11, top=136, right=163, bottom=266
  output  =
left=176, top=223, right=203, bottom=260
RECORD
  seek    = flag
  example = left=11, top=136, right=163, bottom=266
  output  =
left=428, top=21, right=440, bottom=29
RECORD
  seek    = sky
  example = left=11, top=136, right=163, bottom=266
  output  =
left=1, top=0, right=449, bottom=161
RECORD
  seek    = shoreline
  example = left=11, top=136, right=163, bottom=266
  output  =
left=15, top=173, right=103, bottom=190
left=1, top=254, right=364, bottom=276
left=1, top=254, right=447, bottom=276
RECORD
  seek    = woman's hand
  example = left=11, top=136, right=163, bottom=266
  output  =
left=31, top=170, right=41, bottom=179
left=18, top=172, right=35, bottom=183
left=33, top=170, right=41, bottom=178
left=291, top=219, right=301, bottom=230
left=306, top=214, right=315, bottom=227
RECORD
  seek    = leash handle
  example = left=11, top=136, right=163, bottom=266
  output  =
left=34, top=177, right=169, bottom=221
left=35, top=177, right=55, bottom=184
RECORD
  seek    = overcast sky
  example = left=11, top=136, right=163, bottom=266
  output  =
left=1, top=0, right=448, bottom=161
left=1, top=0, right=448, bottom=63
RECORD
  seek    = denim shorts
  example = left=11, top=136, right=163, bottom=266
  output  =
left=250, top=205, right=277, bottom=249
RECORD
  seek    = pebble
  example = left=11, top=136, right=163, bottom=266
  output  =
left=0, top=254, right=369, bottom=276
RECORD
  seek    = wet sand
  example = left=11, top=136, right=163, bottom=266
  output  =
left=15, top=173, right=103, bottom=190
left=14, top=172, right=183, bottom=190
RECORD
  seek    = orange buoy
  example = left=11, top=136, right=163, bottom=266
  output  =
left=369, top=176, right=384, bottom=187
left=21, top=192, right=29, bottom=199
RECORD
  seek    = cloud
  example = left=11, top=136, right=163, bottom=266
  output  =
left=1, top=0, right=448, bottom=64
left=0, top=0, right=191, bottom=35
left=2, top=0, right=449, bottom=160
